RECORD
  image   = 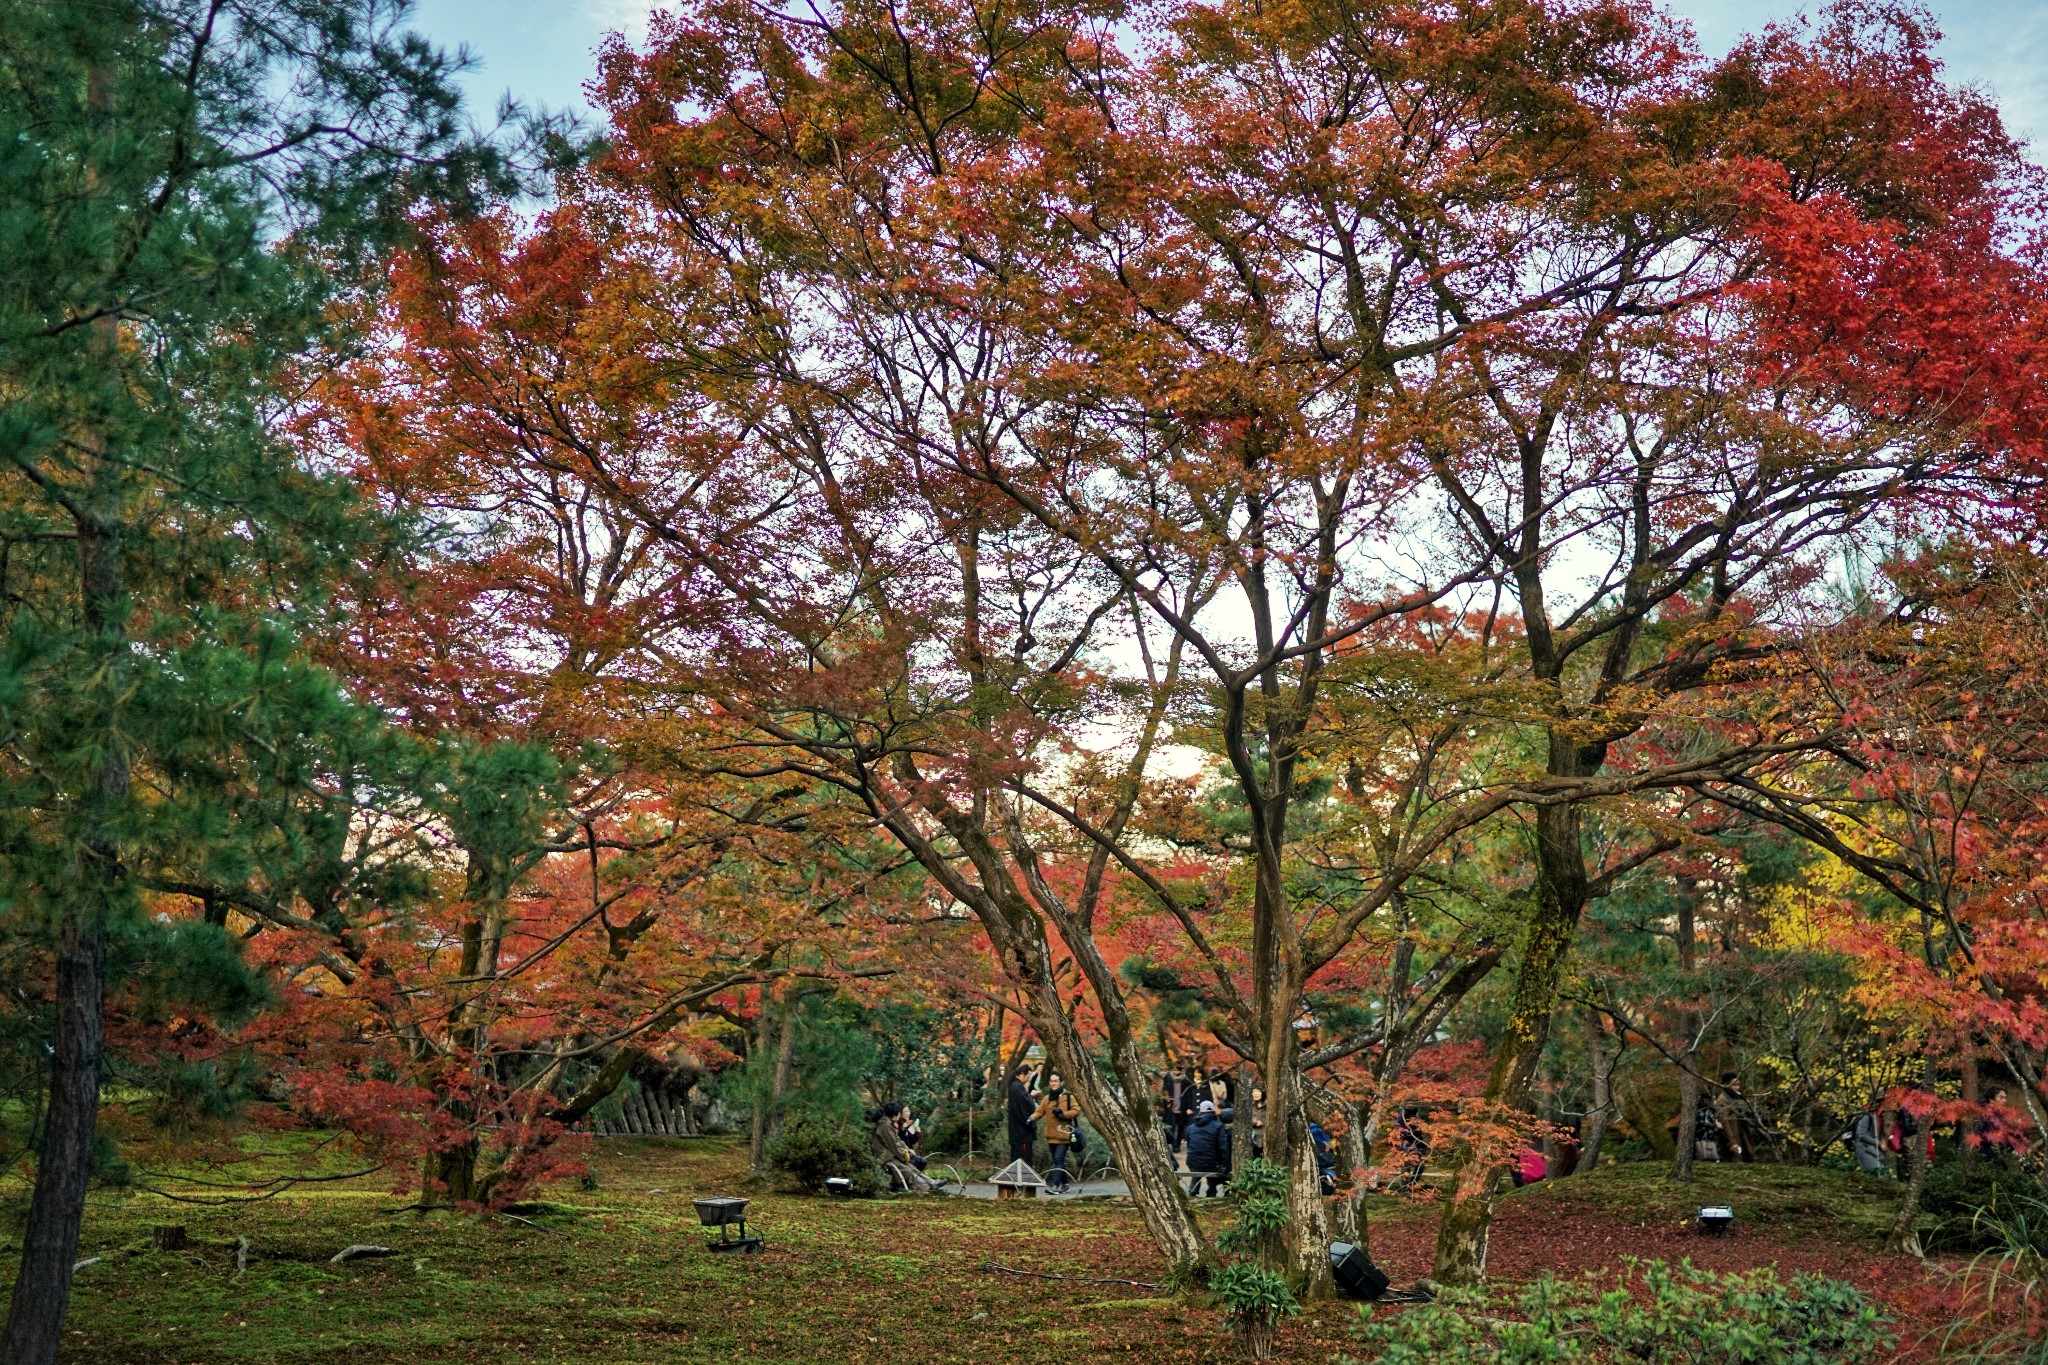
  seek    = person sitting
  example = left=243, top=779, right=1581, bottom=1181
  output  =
left=871, top=1101, right=934, bottom=1192
left=1510, top=1144, right=1547, bottom=1188
left=891, top=1105, right=928, bottom=1170
left=1032, top=1072, right=1082, bottom=1191
left=1185, top=1099, right=1234, bottom=1196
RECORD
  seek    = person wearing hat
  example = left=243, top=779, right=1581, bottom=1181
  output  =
left=1185, top=1098, right=1233, bottom=1196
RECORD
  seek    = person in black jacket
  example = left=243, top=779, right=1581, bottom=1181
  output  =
left=1173, top=1068, right=1203, bottom=1154
left=1006, top=1066, right=1039, bottom=1164
left=1185, top=1099, right=1232, bottom=1196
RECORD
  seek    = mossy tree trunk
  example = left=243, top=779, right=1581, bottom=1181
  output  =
left=1432, top=744, right=1591, bottom=1285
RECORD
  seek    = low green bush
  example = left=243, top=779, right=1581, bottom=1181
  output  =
left=764, top=1116, right=880, bottom=1195
left=1344, top=1258, right=1890, bottom=1365
left=1921, top=1160, right=2048, bottom=1255
left=1211, top=1159, right=1298, bottom=1361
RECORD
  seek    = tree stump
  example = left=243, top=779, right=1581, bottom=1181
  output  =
left=150, top=1225, right=188, bottom=1252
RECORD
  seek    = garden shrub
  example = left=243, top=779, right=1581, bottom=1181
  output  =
left=1921, top=1161, right=2048, bottom=1255
left=922, top=1107, right=995, bottom=1158
left=1344, top=1258, right=1890, bottom=1365
left=1210, top=1158, right=1299, bottom=1361
left=764, top=1115, right=880, bottom=1195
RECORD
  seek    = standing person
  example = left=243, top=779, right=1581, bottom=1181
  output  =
left=1033, top=1072, right=1082, bottom=1191
left=1846, top=1103, right=1886, bottom=1175
left=1177, top=1068, right=1205, bottom=1155
left=1161, top=1066, right=1190, bottom=1151
left=1395, top=1106, right=1430, bottom=1189
left=1208, top=1069, right=1232, bottom=1112
left=1006, top=1066, right=1038, bottom=1165
left=1185, top=1099, right=1233, bottom=1196
left=1714, top=1074, right=1753, bottom=1162
left=1973, top=1088, right=2016, bottom=1165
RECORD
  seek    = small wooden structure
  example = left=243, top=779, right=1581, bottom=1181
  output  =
left=992, top=1159, right=1047, bottom=1200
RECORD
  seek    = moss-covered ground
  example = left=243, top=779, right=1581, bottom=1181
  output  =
left=9, top=1135, right=1969, bottom=1363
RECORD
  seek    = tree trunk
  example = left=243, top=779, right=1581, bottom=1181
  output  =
left=889, top=782, right=1210, bottom=1277
left=423, top=1139, right=483, bottom=1206
left=747, top=1007, right=779, bottom=1175
left=1278, top=1066, right=1333, bottom=1294
left=1326, top=1092, right=1371, bottom=1256
left=4, top=338, right=125, bottom=1365
left=1671, top=1067, right=1701, bottom=1182
left=1890, top=1061, right=1937, bottom=1256
left=1431, top=792, right=1585, bottom=1285
left=768, top=996, right=797, bottom=1136
left=1230, top=1064, right=1255, bottom=1178
left=1961, top=1054, right=1979, bottom=1167
left=1671, top=882, right=1701, bottom=1183
left=2, top=912, right=108, bottom=1365
left=1037, top=1003, right=1210, bottom=1276
left=1576, top=1014, right=1617, bottom=1175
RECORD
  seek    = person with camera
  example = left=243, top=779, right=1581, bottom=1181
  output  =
left=1032, top=1071, right=1082, bottom=1191
left=871, top=1101, right=934, bottom=1192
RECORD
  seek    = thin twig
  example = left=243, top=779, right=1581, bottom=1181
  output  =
left=979, top=1261, right=1163, bottom=1290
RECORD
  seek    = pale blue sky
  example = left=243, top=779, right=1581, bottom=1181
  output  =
left=414, top=0, right=2046, bottom=151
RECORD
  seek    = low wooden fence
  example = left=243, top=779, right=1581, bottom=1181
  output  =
left=583, top=1090, right=700, bottom=1138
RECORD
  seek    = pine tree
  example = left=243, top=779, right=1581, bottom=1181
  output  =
left=0, top=5, right=504, bottom=1359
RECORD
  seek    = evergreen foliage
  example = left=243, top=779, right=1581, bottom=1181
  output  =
left=765, top=1116, right=880, bottom=1196
left=1346, top=1260, right=1892, bottom=1365
left=0, top=2, right=526, bottom=1356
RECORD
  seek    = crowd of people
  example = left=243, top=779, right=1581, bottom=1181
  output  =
left=870, top=1058, right=2028, bottom=1200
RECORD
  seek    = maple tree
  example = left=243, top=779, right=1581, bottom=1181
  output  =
left=12, top=1, right=2048, bottom=1347
left=272, top=208, right=943, bottom=1208
left=1697, top=542, right=2048, bottom=1247
left=296, top=0, right=2048, bottom=1291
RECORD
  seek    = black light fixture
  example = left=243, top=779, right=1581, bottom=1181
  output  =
left=1696, top=1204, right=1734, bottom=1237
left=1328, top=1242, right=1390, bottom=1301
left=824, top=1177, right=855, bottom=1197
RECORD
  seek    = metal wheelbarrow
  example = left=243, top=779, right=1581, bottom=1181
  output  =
left=692, top=1196, right=763, bottom=1253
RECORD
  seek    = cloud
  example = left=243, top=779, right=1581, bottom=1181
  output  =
left=581, top=0, right=664, bottom=42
